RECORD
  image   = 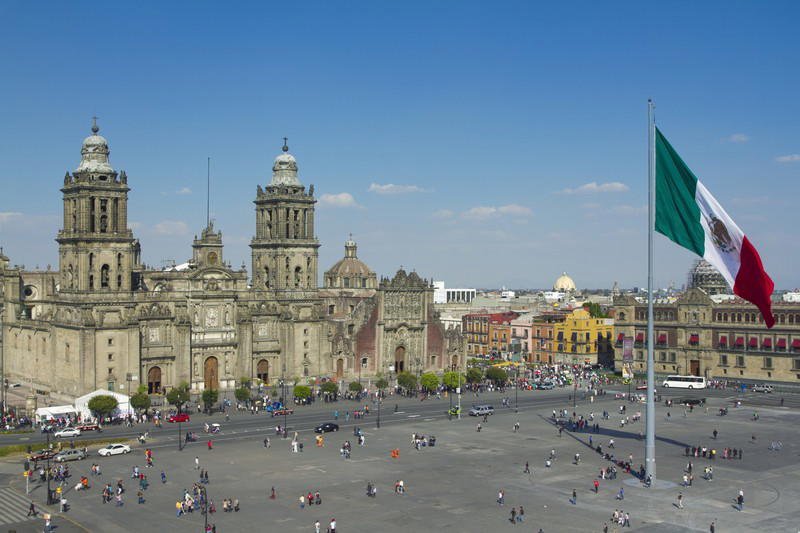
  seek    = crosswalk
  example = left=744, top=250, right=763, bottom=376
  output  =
left=0, top=487, right=37, bottom=526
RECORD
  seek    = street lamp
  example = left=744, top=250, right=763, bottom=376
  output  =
left=514, top=366, right=519, bottom=413
left=457, top=365, right=462, bottom=420
left=45, top=429, right=53, bottom=504
left=376, top=387, right=381, bottom=429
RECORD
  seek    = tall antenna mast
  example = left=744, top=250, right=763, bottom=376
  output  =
left=206, top=157, right=211, bottom=227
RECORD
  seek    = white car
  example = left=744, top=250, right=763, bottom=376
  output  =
left=54, top=427, right=81, bottom=438
left=98, top=444, right=131, bottom=457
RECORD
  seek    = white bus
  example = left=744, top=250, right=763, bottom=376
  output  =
left=662, top=375, right=707, bottom=389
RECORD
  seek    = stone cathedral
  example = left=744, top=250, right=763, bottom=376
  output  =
left=0, top=123, right=464, bottom=402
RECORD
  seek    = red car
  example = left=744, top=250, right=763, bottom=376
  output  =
left=77, top=423, right=101, bottom=432
left=29, top=449, right=57, bottom=462
left=271, top=408, right=294, bottom=417
left=168, top=414, right=190, bottom=423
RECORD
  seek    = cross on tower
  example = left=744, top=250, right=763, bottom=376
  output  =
left=282, top=137, right=289, bottom=152
left=91, top=116, right=99, bottom=134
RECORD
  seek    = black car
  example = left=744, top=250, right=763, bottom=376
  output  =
left=314, top=422, right=339, bottom=433
left=678, top=398, right=705, bottom=406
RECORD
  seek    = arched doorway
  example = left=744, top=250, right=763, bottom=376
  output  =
left=395, top=346, right=406, bottom=373
left=147, top=366, right=162, bottom=394
left=256, top=359, right=269, bottom=383
left=204, top=356, right=219, bottom=390
left=336, top=358, right=344, bottom=379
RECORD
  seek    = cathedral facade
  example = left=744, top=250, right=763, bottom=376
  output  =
left=0, top=124, right=464, bottom=402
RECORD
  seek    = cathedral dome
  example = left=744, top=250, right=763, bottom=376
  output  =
left=270, top=139, right=301, bottom=186
left=76, top=119, right=114, bottom=174
left=688, top=259, right=730, bottom=295
left=553, top=272, right=576, bottom=292
left=324, top=237, right=376, bottom=289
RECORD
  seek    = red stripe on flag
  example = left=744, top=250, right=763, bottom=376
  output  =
left=733, top=236, right=775, bottom=328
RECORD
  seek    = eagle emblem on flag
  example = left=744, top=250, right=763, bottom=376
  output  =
left=705, top=213, right=736, bottom=253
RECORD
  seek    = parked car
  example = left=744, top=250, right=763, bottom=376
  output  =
left=54, top=427, right=81, bottom=438
left=752, top=384, right=774, bottom=393
left=266, top=401, right=284, bottom=413
left=678, top=398, right=705, bottom=406
left=168, top=413, right=190, bottom=423
left=271, top=408, right=294, bottom=417
left=468, top=405, right=495, bottom=417
left=54, top=449, right=87, bottom=462
left=314, top=422, right=339, bottom=433
left=98, top=444, right=131, bottom=457
left=29, top=449, right=57, bottom=462
left=537, top=382, right=555, bottom=390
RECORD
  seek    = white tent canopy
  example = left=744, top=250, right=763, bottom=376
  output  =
left=74, top=389, right=133, bottom=420
left=35, top=405, right=79, bottom=423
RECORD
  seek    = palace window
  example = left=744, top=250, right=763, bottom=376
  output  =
left=763, top=357, right=773, bottom=369
left=719, top=354, right=728, bottom=366
left=736, top=355, right=745, bottom=368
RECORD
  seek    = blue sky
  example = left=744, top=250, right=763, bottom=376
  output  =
left=1, top=1, right=798, bottom=289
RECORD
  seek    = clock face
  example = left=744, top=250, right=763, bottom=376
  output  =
left=206, top=308, right=218, bottom=328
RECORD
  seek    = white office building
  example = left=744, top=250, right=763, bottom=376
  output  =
left=433, top=281, right=476, bottom=304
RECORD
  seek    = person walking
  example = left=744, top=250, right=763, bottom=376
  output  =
left=329, top=517, right=337, bottom=533
left=497, top=489, right=505, bottom=505
left=509, top=507, right=517, bottom=524
left=710, top=521, right=716, bottom=533
left=517, top=505, right=524, bottom=523
left=594, top=479, right=599, bottom=493
left=617, top=487, right=624, bottom=500
left=299, top=495, right=305, bottom=509
left=571, top=488, right=577, bottom=505
left=737, top=489, right=744, bottom=511
left=314, top=520, right=320, bottom=533
left=195, top=456, right=200, bottom=470
left=677, top=492, right=684, bottom=509
left=523, top=461, right=530, bottom=474
left=27, top=501, right=36, bottom=517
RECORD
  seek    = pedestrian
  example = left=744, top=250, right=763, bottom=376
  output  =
left=329, top=517, right=337, bottom=533
left=624, top=512, right=630, bottom=527
left=517, top=505, right=524, bottom=522
left=270, top=486, right=276, bottom=500
left=712, top=429, right=718, bottom=440
left=497, top=489, right=505, bottom=505
left=737, top=489, right=744, bottom=511
left=710, top=521, right=716, bottom=533
left=509, top=507, right=516, bottom=524
left=677, top=492, right=684, bottom=509
left=161, top=471, right=167, bottom=483
left=315, top=490, right=321, bottom=505
left=207, top=440, right=213, bottom=450
left=594, top=479, right=599, bottom=493
left=299, top=495, right=305, bottom=509
left=571, top=488, right=577, bottom=504
left=617, top=487, right=624, bottom=500
left=524, top=461, right=530, bottom=474
left=27, top=501, right=36, bottom=517
left=314, top=520, right=321, bottom=533
left=195, top=456, right=200, bottom=470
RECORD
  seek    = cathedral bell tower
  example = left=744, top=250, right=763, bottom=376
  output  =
left=56, top=120, right=138, bottom=292
left=250, top=139, right=319, bottom=294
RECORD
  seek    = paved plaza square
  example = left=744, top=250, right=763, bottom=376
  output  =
left=1, top=388, right=799, bottom=532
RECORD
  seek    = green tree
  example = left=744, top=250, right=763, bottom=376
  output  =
left=234, top=387, right=251, bottom=404
left=202, top=388, right=219, bottom=411
left=348, top=381, right=363, bottom=393
left=129, top=392, right=151, bottom=413
left=166, top=382, right=191, bottom=413
left=87, top=395, right=119, bottom=418
left=293, top=385, right=312, bottom=400
left=583, top=301, right=607, bottom=318
left=466, top=367, right=483, bottom=384
left=420, top=372, right=439, bottom=392
left=485, top=367, right=508, bottom=385
left=375, top=377, right=389, bottom=391
left=396, top=372, right=417, bottom=391
left=320, top=381, right=338, bottom=395
left=239, top=376, right=251, bottom=388
left=442, top=371, right=463, bottom=390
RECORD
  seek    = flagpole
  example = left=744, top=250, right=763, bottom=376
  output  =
left=645, top=98, right=657, bottom=484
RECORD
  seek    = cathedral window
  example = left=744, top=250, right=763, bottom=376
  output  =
left=294, top=266, right=302, bottom=288
left=89, top=274, right=94, bottom=289
left=348, top=324, right=354, bottom=335
left=117, top=275, right=122, bottom=288
left=89, top=253, right=94, bottom=269
left=361, top=278, right=367, bottom=288
left=101, top=264, right=110, bottom=288
left=344, top=278, right=350, bottom=288
left=264, top=266, right=270, bottom=288
left=328, top=304, right=335, bottom=315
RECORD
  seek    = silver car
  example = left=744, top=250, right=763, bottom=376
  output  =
left=54, top=449, right=87, bottom=462
left=468, top=405, right=495, bottom=416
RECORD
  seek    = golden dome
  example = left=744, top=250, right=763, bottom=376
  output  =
left=553, top=272, right=576, bottom=291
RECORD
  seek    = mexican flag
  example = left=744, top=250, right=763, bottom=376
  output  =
left=655, top=128, right=775, bottom=328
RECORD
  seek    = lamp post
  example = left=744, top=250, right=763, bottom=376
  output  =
left=457, top=365, right=462, bottom=420
left=45, top=429, right=53, bottom=504
left=514, top=365, right=519, bottom=413
left=376, top=388, right=381, bottom=429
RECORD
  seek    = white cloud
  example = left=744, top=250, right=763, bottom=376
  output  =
left=612, top=204, right=647, bottom=216
left=368, top=183, right=425, bottom=194
left=0, top=212, right=23, bottom=227
left=176, top=187, right=192, bottom=195
left=433, top=209, right=454, bottom=219
left=462, top=204, right=531, bottom=220
left=319, top=192, right=361, bottom=208
left=724, top=133, right=750, bottom=143
left=559, top=181, right=629, bottom=194
left=153, top=220, right=189, bottom=235
left=776, top=154, right=800, bottom=163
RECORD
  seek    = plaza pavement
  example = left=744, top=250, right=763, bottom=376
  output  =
left=2, top=387, right=799, bottom=532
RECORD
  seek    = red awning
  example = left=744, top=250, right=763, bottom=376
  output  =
left=617, top=333, right=624, bottom=342
left=777, top=338, right=787, bottom=348
left=689, top=334, right=699, bottom=343
left=749, top=338, right=758, bottom=347
left=657, top=334, right=667, bottom=343
left=735, top=337, right=744, bottom=346
left=762, top=338, right=772, bottom=347
left=793, top=339, right=800, bottom=349
left=635, top=333, right=644, bottom=342
left=719, top=336, right=727, bottom=346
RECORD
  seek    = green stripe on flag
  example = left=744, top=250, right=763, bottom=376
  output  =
left=655, top=128, right=705, bottom=257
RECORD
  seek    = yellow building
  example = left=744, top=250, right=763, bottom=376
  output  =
left=553, top=309, right=615, bottom=366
